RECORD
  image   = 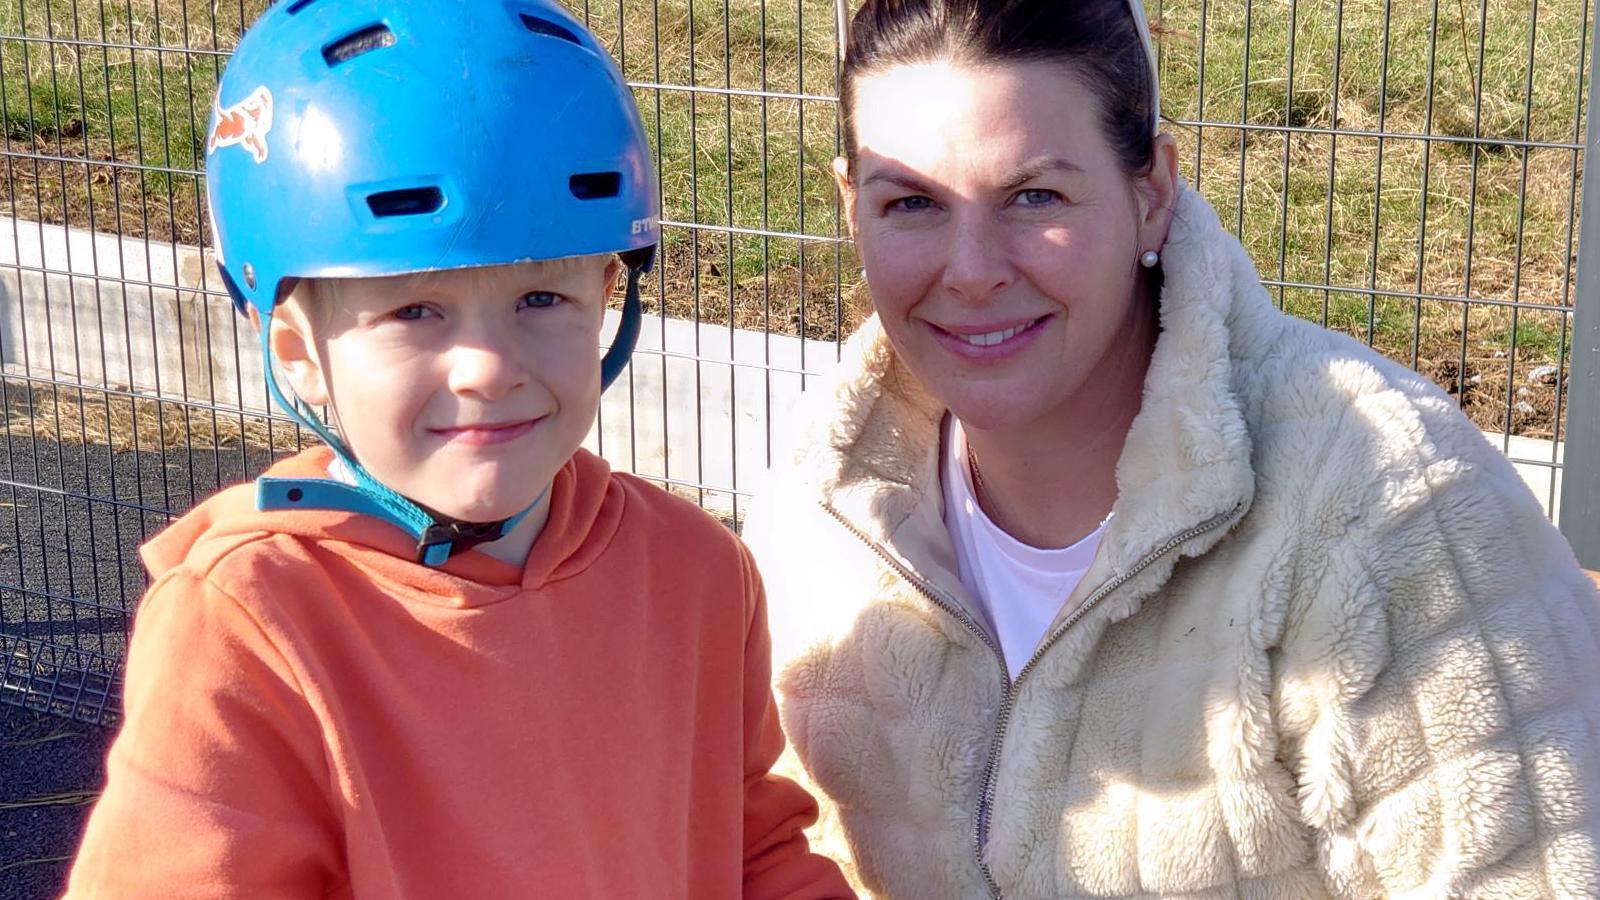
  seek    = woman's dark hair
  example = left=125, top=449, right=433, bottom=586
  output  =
left=840, top=0, right=1158, bottom=178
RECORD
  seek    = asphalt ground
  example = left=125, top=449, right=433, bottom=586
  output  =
left=0, top=430, right=286, bottom=898
left=0, top=705, right=110, bottom=898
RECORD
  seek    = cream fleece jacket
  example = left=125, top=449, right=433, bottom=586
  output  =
left=743, top=185, right=1600, bottom=898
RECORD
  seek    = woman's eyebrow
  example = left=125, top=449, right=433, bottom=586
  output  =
left=858, top=157, right=1082, bottom=194
left=860, top=170, right=936, bottom=193
left=999, top=156, right=1083, bottom=191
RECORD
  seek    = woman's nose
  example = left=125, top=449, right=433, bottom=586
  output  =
left=940, top=211, right=1014, bottom=303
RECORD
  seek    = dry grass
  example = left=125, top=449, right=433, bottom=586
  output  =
left=2, top=150, right=207, bottom=247
left=642, top=228, right=863, bottom=340
left=0, top=790, right=97, bottom=810
left=1171, top=117, right=1576, bottom=439
left=1, top=727, right=80, bottom=749
left=1, top=378, right=316, bottom=454
left=0, top=855, right=74, bottom=878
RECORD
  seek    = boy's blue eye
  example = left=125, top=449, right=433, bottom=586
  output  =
left=393, top=304, right=434, bottom=321
left=518, top=291, right=563, bottom=310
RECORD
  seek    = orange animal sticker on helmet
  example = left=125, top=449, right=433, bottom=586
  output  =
left=208, top=86, right=274, bottom=163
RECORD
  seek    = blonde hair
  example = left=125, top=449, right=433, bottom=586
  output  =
left=279, top=252, right=618, bottom=328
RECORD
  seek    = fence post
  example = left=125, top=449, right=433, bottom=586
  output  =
left=1562, top=28, right=1600, bottom=570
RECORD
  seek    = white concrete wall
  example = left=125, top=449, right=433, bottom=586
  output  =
left=587, top=306, right=843, bottom=510
left=0, top=218, right=1566, bottom=520
left=1484, top=432, right=1565, bottom=521
left=0, top=218, right=844, bottom=516
left=0, top=217, right=263, bottom=409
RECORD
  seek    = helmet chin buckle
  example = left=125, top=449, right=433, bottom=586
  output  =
left=415, top=517, right=510, bottom=566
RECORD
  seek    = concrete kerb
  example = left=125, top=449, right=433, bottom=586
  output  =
left=0, top=217, right=1565, bottom=520
left=0, top=218, right=256, bottom=409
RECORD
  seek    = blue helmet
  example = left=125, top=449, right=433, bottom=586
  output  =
left=205, top=0, right=659, bottom=565
left=207, top=0, right=658, bottom=307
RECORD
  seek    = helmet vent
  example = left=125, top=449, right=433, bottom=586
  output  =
left=518, top=13, right=581, bottom=45
left=367, top=186, right=445, bottom=217
left=569, top=172, right=621, bottom=200
left=284, top=0, right=318, bottom=13
left=322, top=23, right=396, bottom=67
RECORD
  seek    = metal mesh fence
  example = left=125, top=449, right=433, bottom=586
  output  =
left=0, top=0, right=1591, bottom=726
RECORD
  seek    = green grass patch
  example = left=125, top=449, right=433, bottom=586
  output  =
left=1494, top=308, right=1570, bottom=360
left=0, top=0, right=1585, bottom=435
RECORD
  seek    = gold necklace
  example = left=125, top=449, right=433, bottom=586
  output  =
left=965, top=443, right=1007, bottom=534
left=966, top=443, right=988, bottom=497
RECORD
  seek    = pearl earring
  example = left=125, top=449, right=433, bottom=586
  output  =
left=1139, top=249, right=1160, bottom=269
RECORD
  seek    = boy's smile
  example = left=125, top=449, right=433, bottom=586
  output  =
left=268, top=255, right=622, bottom=531
left=427, top=419, right=542, bottom=446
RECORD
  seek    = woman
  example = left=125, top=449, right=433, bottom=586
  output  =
left=741, top=0, right=1600, bottom=896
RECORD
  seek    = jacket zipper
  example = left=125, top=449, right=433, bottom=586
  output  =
left=970, top=503, right=1243, bottom=897
left=820, top=502, right=1011, bottom=673
left=824, top=500, right=1242, bottom=899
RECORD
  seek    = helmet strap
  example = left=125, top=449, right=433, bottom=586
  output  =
left=599, top=263, right=646, bottom=390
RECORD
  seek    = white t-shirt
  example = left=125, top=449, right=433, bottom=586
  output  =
left=942, top=418, right=1107, bottom=680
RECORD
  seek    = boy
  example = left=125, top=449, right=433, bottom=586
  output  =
left=65, top=1, right=852, bottom=896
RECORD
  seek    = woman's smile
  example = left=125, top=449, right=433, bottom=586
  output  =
left=925, top=314, right=1053, bottom=362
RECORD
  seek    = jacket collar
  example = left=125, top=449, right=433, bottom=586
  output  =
left=804, top=184, right=1258, bottom=595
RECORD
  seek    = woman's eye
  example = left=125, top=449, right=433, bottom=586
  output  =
left=1016, top=189, right=1061, bottom=207
left=391, top=304, right=436, bottom=321
left=518, top=291, right=564, bottom=310
left=888, top=195, right=935, bottom=213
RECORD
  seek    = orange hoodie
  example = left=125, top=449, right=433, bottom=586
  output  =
left=67, top=446, right=852, bottom=899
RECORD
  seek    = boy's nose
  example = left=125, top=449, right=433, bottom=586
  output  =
left=446, top=342, right=529, bottom=401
